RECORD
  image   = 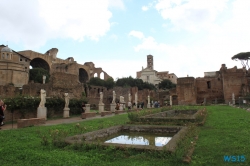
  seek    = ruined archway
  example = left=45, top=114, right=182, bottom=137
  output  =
left=79, top=68, right=89, bottom=83
left=100, top=72, right=104, bottom=79
left=30, top=58, right=50, bottom=72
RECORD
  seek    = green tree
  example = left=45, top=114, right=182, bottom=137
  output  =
left=232, top=52, right=250, bottom=69
left=105, top=77, right=115, bottom=89
left=88, top=77, right=105, bottom=87
left=29, top=68, right=50, bottom=83
left=158, top=79, right=176, bottom=90
left=115, top=76, right=155, bottom=90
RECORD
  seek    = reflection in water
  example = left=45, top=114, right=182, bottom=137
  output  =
left=104, top=132, right=173, bottom=147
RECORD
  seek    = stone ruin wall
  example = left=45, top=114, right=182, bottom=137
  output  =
left=196, top=76, right=224, bottom=104
left=171, top=65, right=250, bottom=105
left=221, top=66, right=248, bottom=104
left=176, top=77, right=197, bottom=105
left=0, top=85, right=20, bottom=98
left=22, top=72, right=84, bottom=99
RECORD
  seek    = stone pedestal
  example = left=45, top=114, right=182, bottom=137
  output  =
left=110, top=103, right=116, bottom=112
left=99, top=104, right=104, bottom=112
left=232, top=100, right=235, bottom=105
left=147, top=103, right=151, bottom=108
left=63, top=108, right=70, bottom=118
left=85, top=104, right=90, bottom=113
left=119, top=104, right=124, bottom=111
left=37, top=107, right=47, bottom=120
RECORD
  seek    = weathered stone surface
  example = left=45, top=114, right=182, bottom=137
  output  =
left=17, top=118, right=46, bottom=128
left=100, top=111, right=112, bottom=117
left=171, top=64, right=249, bottom=105
left=81, top=112, right=96, bottom=119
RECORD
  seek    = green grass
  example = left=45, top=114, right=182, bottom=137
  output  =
left=0, top=106, right=250, bottom=165
left=191, top=105, right=250, bottom=165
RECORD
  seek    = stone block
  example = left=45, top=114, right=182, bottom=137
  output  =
left=37, top=107, right=47, bottom=120
left=99, top=104, right=104, bottom=112
left=110, top=103, right=116, bottom=112
left=85, top=104, right=90, bottom=113
left=81, top=112, right=96, bottom=119
left=63, top=108, right=70, bottom=118
left=17, top=118, right=46, bottom=128
left=101, top=111, right=113, bottom=117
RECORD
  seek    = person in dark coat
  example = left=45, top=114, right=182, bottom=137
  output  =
left=0, top=100, right=7, bottom=128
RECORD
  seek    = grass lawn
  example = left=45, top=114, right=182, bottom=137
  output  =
left=0, top=105, right=249, bottom=165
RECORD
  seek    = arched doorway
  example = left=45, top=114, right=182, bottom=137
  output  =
left=29, top=58, right=50, bottom=83
left=79, top=68, right=89, bottom=83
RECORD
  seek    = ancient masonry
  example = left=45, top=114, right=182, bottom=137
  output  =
left=0, top=45, right=111, bottom=87
left=170, top=64, right=250, bottom=105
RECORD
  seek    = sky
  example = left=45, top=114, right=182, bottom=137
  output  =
left=1, top=0, right=250, bottom=80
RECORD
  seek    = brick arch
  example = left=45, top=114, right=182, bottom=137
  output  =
left=30, top=58, right=50, bottom=72
left=79, top=68, right=89, bottom=83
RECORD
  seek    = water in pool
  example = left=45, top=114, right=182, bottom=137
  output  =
left=104, top=132, right=175, bottom=147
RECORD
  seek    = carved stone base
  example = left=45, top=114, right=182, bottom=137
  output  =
left=63, top=108, right=70, bottom=118
left=85, top=104, right=90, bottom=113
left=110, top=103, right=116, bottom=112
left=232, top=100, right=235, bottom=105
left=119, top=104, right=124, bottom=111
left=99, top=104, right=105, bottom=112
left=37, top=107, right=47, bottom=120
left=147, top=103, right=151, bottom=108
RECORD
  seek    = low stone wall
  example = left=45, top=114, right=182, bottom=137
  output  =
left=17, top=118, right=46, bottom=128
left=139, top=109, right=203, bottom=122
left=65, top=125, right=188, bottom=153
left=115, top=110, right=126, bottom=114
left=101, top=111, right=113, bottom=117
left=81, top=112, right=96, bottom=119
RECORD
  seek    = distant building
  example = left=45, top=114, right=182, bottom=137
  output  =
left=136, top=55, right=178, bottom=86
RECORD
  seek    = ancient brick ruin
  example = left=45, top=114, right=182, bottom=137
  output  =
left=171, top=64, right=249, bottom=105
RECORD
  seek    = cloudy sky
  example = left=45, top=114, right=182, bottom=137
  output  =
left=0, top=0, right=249, bottom=80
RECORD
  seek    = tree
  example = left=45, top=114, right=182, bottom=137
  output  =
left=88, top=77, right=115, bottom=89
left=29, top=68, right=50, bottom=83
left=158, top=79, right=176, bottom=90
left=115, top=76, right=156, bottom=90
left=105, top=77, right=115, bottom=89
left=88, top=77, right=105, bottom=87
left=231, top=52, right=250, bottom=69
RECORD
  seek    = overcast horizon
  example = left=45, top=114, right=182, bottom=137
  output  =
left=1, top=0, right=249, bottom=80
